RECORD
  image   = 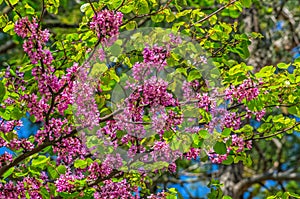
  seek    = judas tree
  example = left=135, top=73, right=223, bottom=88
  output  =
left=0, top=0, right=300, bottom=198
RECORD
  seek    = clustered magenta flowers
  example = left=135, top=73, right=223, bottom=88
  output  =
left=89, top=9, right=123, bottom=45
left=0, top=177, right=43, bottom=198
left=0, top=6, right=270, bottom=198
left=132, top=45, right=170, bottom=80
left=94, top=179, right=138, bottom=199
left=15, top=17, right=52, bottom=65
left=13, top=16, right=79, bottom=122
left=225, top=78, right=262, bottom=102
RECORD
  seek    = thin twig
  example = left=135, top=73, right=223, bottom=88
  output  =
left=247, top=122, right=300, bottom=141
left=121, top=0, right=173, bottom=26
left=190, top=0, right=238, bottom=28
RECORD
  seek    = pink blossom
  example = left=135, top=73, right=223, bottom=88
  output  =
left=94, top=179, right=138, bottom=199
left=90, top=9, right=123, bottom=46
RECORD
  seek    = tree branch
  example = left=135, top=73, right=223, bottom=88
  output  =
left=234, top=169, right=300, bottom=198
left=248, top=122, right=300, bottom=141
left=190, top=0, right=238, bottom=27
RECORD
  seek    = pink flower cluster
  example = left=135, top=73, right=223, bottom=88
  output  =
left=23, top=94, right=50, bottom=122
left=0, top=152, right=13, bottom=167
left=163, top=110, right=183, bottom=131
left=15, top=17, right=78, bottom=122
left=197, top=93, right=213, bottom=111
left=15, top=17, right=52, bottom=65
left=97, top=120, right=120, bottom=147
left=55, top=172, right=83, bottom=192
left=132, top=45, right=170, bottom=80
left=53, top=137, right=88, bottom=164
left=149, top=107, right=182, bottom=134
left=168, top=163, right=177, bottom=173
left=231, top=134, right=252, bottom=152
left=73, top=65, right=100, bottom=129
left=123, top=77, right=179, bottom=123
left=113, top=77, right=182, bottom=144
left=138, top=77, right=178, bottom=107
left=90, top=9, right=123, bottom=46
left=143, top=45, right=170, bottom=66
left=0, top=177, right=42, bottom=198
left=225, top=78, right=261, bottom=103
left=147, top=191, right=166, bottom=199
left=208, top=148, right=230, bottom=164
left=224, top=112, right=241, bottom=130
left=34, top=118, right=71, bottom=145
left=0, top=119, right=22, bottom=133
left=208, top=134, right=252, bottom=164
left=14, top=17, right=31, bottom=38
left=150, top=141, right=182, bottom=162
left=4, top=66, right=25, bottom=92
left=184, top=148, right=201, bottom=160
left=94, top=179, right=138, bottom=199
left=87, top=161, right=102, bottom=181
left=169, top=33, right=183, bottom=46
left=6, top=138, right=34, bottom=151
left=182, top=80, right=199, bottom=99
left=245, top=107, right=266, bottom=121
left=22, top=63, right=78, bottom=122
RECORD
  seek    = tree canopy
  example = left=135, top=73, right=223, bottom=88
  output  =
left=0, top=0, right=300, bottom=198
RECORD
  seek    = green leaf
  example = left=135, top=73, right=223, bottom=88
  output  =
left=223, top=196, right=233, bottom=199
left=246, top=155, right=252, bottom=166
left=222, top=128, right=231, bottom=137
left=74, top=159, right=88, bottom=169
left=3, top=21, right=14, bottom=33
left=2, top=167, right=14, bottom=179
left=170, top=139, right=181, bottom=151
left=11, top=107, right=23, bottom=120
left=148, top=0, right=158, bottom=6
left=288, top=106, right=300, bottom=117
left=32, top=156, right=50, bottom=169
left=40, top=187, right=50, bottom=198
left=125, top=21, right=137, bottom=30
left=90, top=63, right=107, bottom=76
left=288, top=192, right=300, bottom=198
left=109, top=0, right=123, bottom=9
left=136, top=0, right=149, bottom=15
left=240, top=0, right=252, bottom=8
left=0, top=82, right=6, bottom=102
left=213, top=142, right=227, bottom=155
left=199, top=129, right=210, bottom=139
left=120, top=5, right=134, bottom=13
left=58, top=192, right=80, bottom=198
left=27, top=166, right=40, bottom=176
left=1, top=109, right=11, bottom=120
left=209, top=15, right=217, bottom=25
left=151, top=14, right=165, bottom=23
left=47, top=166, right=59, bottom=179
left=57, top=165, right=67, bottom=174
left=176, top=10, right=192, bottom=18
left=14, top=171, right=29, bottom=177
left=9, top=0, right=18, bottom=6
left=255, top=65, right=276, bottom=78
left=80, top=3, right=90, bottom=12
left=222, top=155, right=233, bottom=165
left=25, top=3, right=35, bottom=15
left=166, top=12, right=175, bottom=22
left=29, top=114, right=37, bottom=123
left=187, top=69, right=201, bottom=82
left=277, top=62, right=290, bottom=69
left=109, top=44, right=122, bottom=56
